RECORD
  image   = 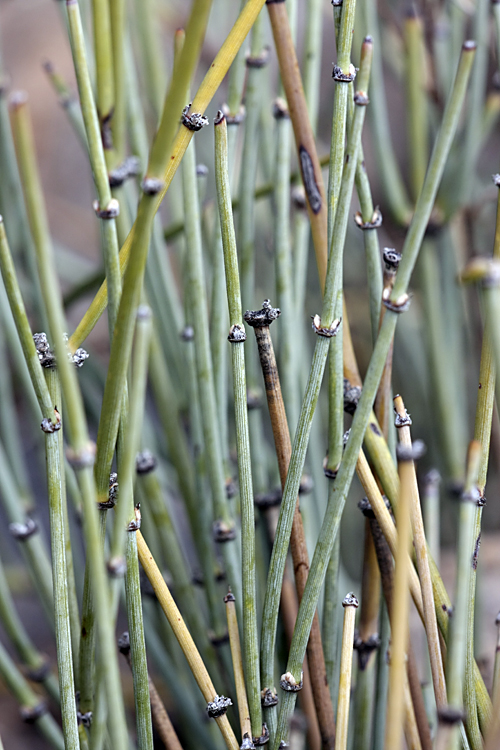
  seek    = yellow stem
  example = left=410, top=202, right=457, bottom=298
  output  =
left=224, top=591, right=252, bottom=742
left=335, top=594, right=358, bottom=750
left=136, top=531, right=239, bottom=750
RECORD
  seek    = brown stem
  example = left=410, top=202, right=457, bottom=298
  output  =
left=250, top=312, right=336, bottom=750
left=266, top=1, right=328, bottom=290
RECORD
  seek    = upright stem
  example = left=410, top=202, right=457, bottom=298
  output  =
left=441, top=442, right=481, bottom=749
left=384, top=443, right=418, bottom=750
left=214, top=113, right=260, bottom=738
left=336, top=594, right=359, bottom=750
left=45, top=368, right=80, bottom=749
left=393, top=395, right=446, bottom=712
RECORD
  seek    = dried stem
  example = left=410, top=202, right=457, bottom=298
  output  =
left=394, top=394, right=446, bottom=712
left=336, top=594, right=359, bottom=750
left=136, top=531, right=239, bottom=750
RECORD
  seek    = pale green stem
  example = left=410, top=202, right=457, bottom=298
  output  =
left=45, top=367, right=80, bottom=750
left=215, top=113, right=261, bottom=738
left=43, top=61, right=88, bottom=151
left=182, top=137, right=241, bottom=606
left=133, top=0, right=166, bottom=119
left=274, top=107, right=299, bottom=437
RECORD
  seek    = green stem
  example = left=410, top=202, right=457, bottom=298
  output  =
left=182, top=136, right=241, bottom=604
left=44, top=367, right=80, bottom=749
left=90, top=0, right=114, bottom=162
left=215, top=112, right=261, bottom=738
left=66, top=0, right=122, bottom=336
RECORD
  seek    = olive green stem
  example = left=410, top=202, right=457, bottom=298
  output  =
left=215, top=113, right=260, bottom=736
left=272, top=41, right=475, bottom=750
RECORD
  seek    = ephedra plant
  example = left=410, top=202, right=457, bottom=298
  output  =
left=0, top=0, right=500, bottom=749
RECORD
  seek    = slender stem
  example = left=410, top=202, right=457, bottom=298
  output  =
left=109, top=0, right=126, bottom=161
left=90, top=0, right=114, bottom=161
left=394, top=395, right=447, bottom=712
left=404, top=10, right=428, bottom=202
left=327, top=0, right=357, bottom=243
left=336, top=594, right=359, bottom=750
left=224, top=591, right=252, bottom=743
left=385, top=447, right=420, bottom=750
left=45, top=368, right=80, bottom=749
left=266, top=0, right=328, bottom=289
left=458, top=0, right=489, bottom=207
left=352, top=523, right=379, bottom=750
left=65, top=0, right=122, bottom=336
left=245, top=304, right=336, bottom=749
left=215, top=114, right=260, bottom=737
left=442, top=442, right=481, bottom=750
left=136, top=531, right=239, bottom=750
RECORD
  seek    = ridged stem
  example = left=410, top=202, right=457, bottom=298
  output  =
left=44, top=368, right=80, bottom=749
left=215, top=114, right=260, bottom=737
